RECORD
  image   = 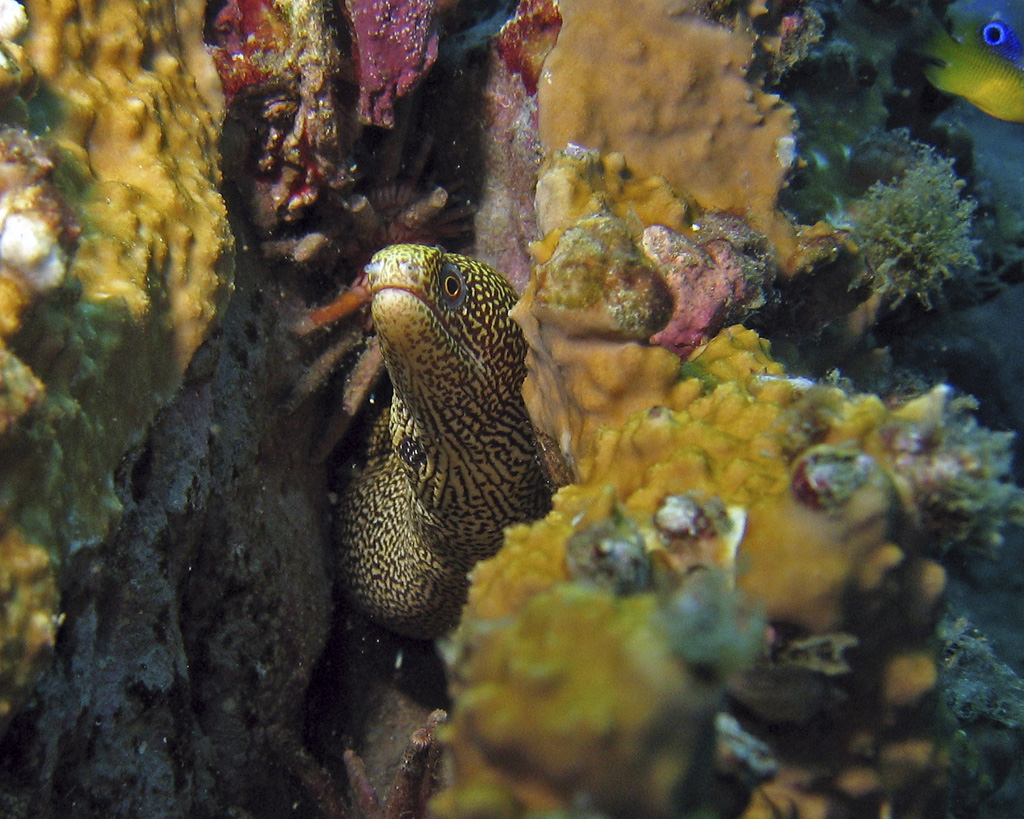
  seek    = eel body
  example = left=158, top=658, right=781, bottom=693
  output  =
left=335, top=244, right=550, bottom=638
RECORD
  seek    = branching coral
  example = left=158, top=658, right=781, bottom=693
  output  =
left=846, top=141, right=980, bottom=311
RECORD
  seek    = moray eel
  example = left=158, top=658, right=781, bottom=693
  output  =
left=335, top=245, right=550, bottom=638
left=922, top=1, right=1024, bottom=122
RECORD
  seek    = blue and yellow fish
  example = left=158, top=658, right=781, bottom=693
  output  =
left=922, top=0, right=1024, bottom=122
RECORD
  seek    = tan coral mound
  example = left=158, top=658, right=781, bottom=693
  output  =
left=537, top=0, right=797, bottom=266
left=438, top=585, right=727, bottom=819
left=533, top=148, right=696, bottom=247
left=3, top=0, right=231, bottom=548
left=0, top=0, right=230, bottom=738
left=471, top=327, right=947, bottom=633
left=24, top=0, right=227, bottom=361
left=0, top=526, right=58, bottom=737
left=438, top=324, right=1004, bottom=817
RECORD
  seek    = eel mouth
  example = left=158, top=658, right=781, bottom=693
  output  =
left=366, top=256, right=437, bottom=321
left=371, top=283, right=434, bottom=318
left=370, top=285, right=448, bottom=344
left=371, top=282, right=422, bottom=300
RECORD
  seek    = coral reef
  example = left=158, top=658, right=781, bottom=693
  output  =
left=536, top=0, right=799, bottom=268
left=468, top=53, right=541, bottom=293
left=0, top=223, right=336, bottom=818
left=208, top=0, right=293, bottom=106
left=207, top=0, right=479, bottom=309
left=0, top=0, right=231, bottom=740
left=470, top=0, right=561, bottom=292
left=440, top=298, right=1022, bottom=815
left=492, top=0, right=561, bottom=96
left=0, top=346, right=39, bottom=434
left=775, top=0, right=924, bottom=225
left=772, top=0, right=1018, bottom=294
left=644, top=221, right=772, bottom=359
left=0, top=0, right=1021, bottom=816
left=0, top=0, right=30, bottom=121
left=0, top=129, right=77, bottom=340
left=533, top=147, right=696, bottom=244
left=530, top=214, right=674, bottom=339
left=754, top=0, right=1016, bottom=348
left=514, top=152, right=777, bottom=466
left=210, top=0, right=353, bottom=229
left=511, top=222, right=681, bottom=469
left=758, top=0, right=826, bottom=84
left=531, top=148, right=774, bottom=360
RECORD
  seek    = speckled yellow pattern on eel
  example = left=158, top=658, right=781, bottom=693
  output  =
left=335, top=245, right=551, bottom=638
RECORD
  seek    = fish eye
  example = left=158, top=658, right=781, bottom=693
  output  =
left=439, top=261, right=467, bottom=309
left=979, top=18, right=1023, bottom=60
left=982, top=20, right=1008, bottom=46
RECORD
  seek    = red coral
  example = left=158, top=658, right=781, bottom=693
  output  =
left=344, top=0, right=441, bottom=127
left=790, top=447, right=878, bottom=511
left=494, top=0, right=562, bottom=96
left=211, top=0, right=354, bottom=229
left=644, top=220, right=771, bottom=359
left=208, top=0, right=291, bottom=105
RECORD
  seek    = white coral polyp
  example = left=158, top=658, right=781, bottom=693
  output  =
left=0, top=210, right=66, bottom=293
left=0, top=0, right=27, bottom=43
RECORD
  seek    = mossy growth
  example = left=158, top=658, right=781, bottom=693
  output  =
left=848, top=138, right=979, bottom=311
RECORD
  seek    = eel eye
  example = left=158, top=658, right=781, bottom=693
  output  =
left=440, top=261, right=467, bottom=310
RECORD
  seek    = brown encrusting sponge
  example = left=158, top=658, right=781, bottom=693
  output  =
left=537, top=0, right=798, bottom=269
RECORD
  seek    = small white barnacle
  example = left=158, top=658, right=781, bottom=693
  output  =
left=0, top=209, right=67, bottom=293
left=0, top=0, right=27, bottom=44
left=0, top=129, right=77, bottom=308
